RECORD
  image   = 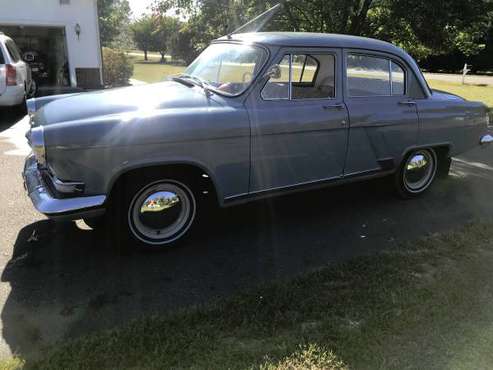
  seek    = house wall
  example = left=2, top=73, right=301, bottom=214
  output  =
left=0, top=0, right=102, bottom=87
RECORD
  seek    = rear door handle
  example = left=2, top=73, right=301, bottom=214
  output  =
left=398, top=100, right=417, bottom=106
left=323, top=103, right=345, bottom=110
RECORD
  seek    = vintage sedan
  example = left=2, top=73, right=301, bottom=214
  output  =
left=23, top=32, right=492, bottom=249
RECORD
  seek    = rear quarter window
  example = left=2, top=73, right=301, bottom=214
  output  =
left=0, top=46, right=4, bottom=64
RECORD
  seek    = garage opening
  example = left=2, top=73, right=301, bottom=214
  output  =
left=0, top=25, right=70, bottom=95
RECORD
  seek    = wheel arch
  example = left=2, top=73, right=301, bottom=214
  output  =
left=106, top=160, right=223, bottom=207
left=400, top=142, right=452, bottom=164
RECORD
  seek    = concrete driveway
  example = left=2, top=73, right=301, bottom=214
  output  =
left=1, top=111, right=493, bottom=360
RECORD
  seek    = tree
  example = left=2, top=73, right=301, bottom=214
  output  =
left=153, top=0, right=493, bottom=62
left=170, top=23, right=198, bottom=64
left=131, top=16, right=155, bottom=61
left=98, top=0, right=132, bottom=47
left=151, top=16, right=182, bottom=63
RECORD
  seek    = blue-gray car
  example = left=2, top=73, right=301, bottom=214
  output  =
left=23, top=32, right=493, bottom=249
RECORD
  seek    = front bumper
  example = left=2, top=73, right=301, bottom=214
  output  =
left=22, top=155, right=106, bottom=220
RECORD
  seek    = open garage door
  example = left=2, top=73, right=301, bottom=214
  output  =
left=0, top=25, right=70, bottom=94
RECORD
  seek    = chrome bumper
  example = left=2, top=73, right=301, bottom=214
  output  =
left=22, top=155, right=106, bottom=220
left=480, top=134, right=493, bottom=146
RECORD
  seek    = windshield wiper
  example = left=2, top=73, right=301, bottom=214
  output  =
left=170, top=76, right=195, bottom=87
left=178, top=74, right=212, bottom=94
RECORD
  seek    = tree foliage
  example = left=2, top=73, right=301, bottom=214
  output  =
left=102, top=47, right=134, bottom=87
left=151, top=16, right=182, bottom=63
left=98, top=0, right=132, bottom=47
left=153, top=0, right=493, bottom=63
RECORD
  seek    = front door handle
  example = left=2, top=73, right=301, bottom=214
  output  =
left=323, top=103, right=345, bottom=110
left=398, top=100, right=417, bottom=106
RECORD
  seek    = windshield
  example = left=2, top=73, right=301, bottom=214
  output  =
left=183, top=43, right=267, bottom=96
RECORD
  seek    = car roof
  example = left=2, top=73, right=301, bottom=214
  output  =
left=217, top=32, right=403, bottom=54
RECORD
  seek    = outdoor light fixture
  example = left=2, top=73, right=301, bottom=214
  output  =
left=75, top=23, right=81, bottom=40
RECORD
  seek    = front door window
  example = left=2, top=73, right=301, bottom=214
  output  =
left=262, top=53, right=336, bottom=100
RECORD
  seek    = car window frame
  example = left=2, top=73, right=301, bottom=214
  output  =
left=261, top=50, right=338, bottom=102
left=345, top=51, right=408, bottom=98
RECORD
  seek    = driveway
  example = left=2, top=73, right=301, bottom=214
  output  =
left=1, top=111, right=493, bottom=359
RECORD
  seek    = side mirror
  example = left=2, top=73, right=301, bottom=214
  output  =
left=264, top=64, right=281, bottom=80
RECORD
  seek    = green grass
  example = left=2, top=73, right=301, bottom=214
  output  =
left=4, top=222, right=493, bottom=369
left=132, top=62, right=186, bottom=83
left=427, top=80, right=493, bottom=108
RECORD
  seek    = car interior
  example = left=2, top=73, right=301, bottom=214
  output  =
left=262, top=53, right=336, bottom=100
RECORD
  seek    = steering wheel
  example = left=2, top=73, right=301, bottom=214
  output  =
left=242, top=72, right=253, bottom=83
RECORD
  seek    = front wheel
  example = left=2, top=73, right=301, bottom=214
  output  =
left=128, top=179, right=197, bottom=248
left=395, top=148, right=438, bottom=198
left=108, top=177, right=198, bottom=250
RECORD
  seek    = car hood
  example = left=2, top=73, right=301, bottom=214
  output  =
left=34, top=81, right=221, bottom=126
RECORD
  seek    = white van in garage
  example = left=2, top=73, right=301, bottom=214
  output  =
left=0, top=32, right=31, bottom=108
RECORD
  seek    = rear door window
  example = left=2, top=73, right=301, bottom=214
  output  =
left=347, top=53, right=407, bottom=97
left=5, top=40, right=21, bottom=63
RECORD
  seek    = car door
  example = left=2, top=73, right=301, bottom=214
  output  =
left=245, top=48, right=349, bottom=193
left=343, top=50, right=419, bottom=175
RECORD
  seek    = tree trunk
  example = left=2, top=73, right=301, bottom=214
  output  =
left=144, top=50, right=148, bottom=61
left=349, top=0, right=373, bottom=35
left=160, top=52, right=166, bottom=64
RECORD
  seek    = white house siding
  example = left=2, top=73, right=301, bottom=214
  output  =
left=0, top=0, right=102, bottom=87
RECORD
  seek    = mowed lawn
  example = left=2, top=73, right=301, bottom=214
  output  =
left=131, top=61, right=493, bottom=110
left=132, top=62, right=186, bottom=83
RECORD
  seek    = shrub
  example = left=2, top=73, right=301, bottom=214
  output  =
left=102, top=47, right=134, bottom=87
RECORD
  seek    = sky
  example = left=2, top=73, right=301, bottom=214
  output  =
left=127, top=0, right=154, bottom=18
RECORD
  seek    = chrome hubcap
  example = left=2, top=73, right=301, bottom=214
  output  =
left=129, top=181, right=195, bottom=245
left=403, top=150, right=436, bottom=192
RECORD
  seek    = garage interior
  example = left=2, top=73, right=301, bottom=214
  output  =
left=0, top=25, right=71, bottom=95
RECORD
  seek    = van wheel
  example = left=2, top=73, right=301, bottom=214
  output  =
left=395, top=148, right=438, bottom=198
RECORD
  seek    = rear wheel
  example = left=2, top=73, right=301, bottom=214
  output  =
left=395, top=148, right=438, bottom=198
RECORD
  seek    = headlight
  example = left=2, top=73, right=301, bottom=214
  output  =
left=30, top=126, right=46, bottom=167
